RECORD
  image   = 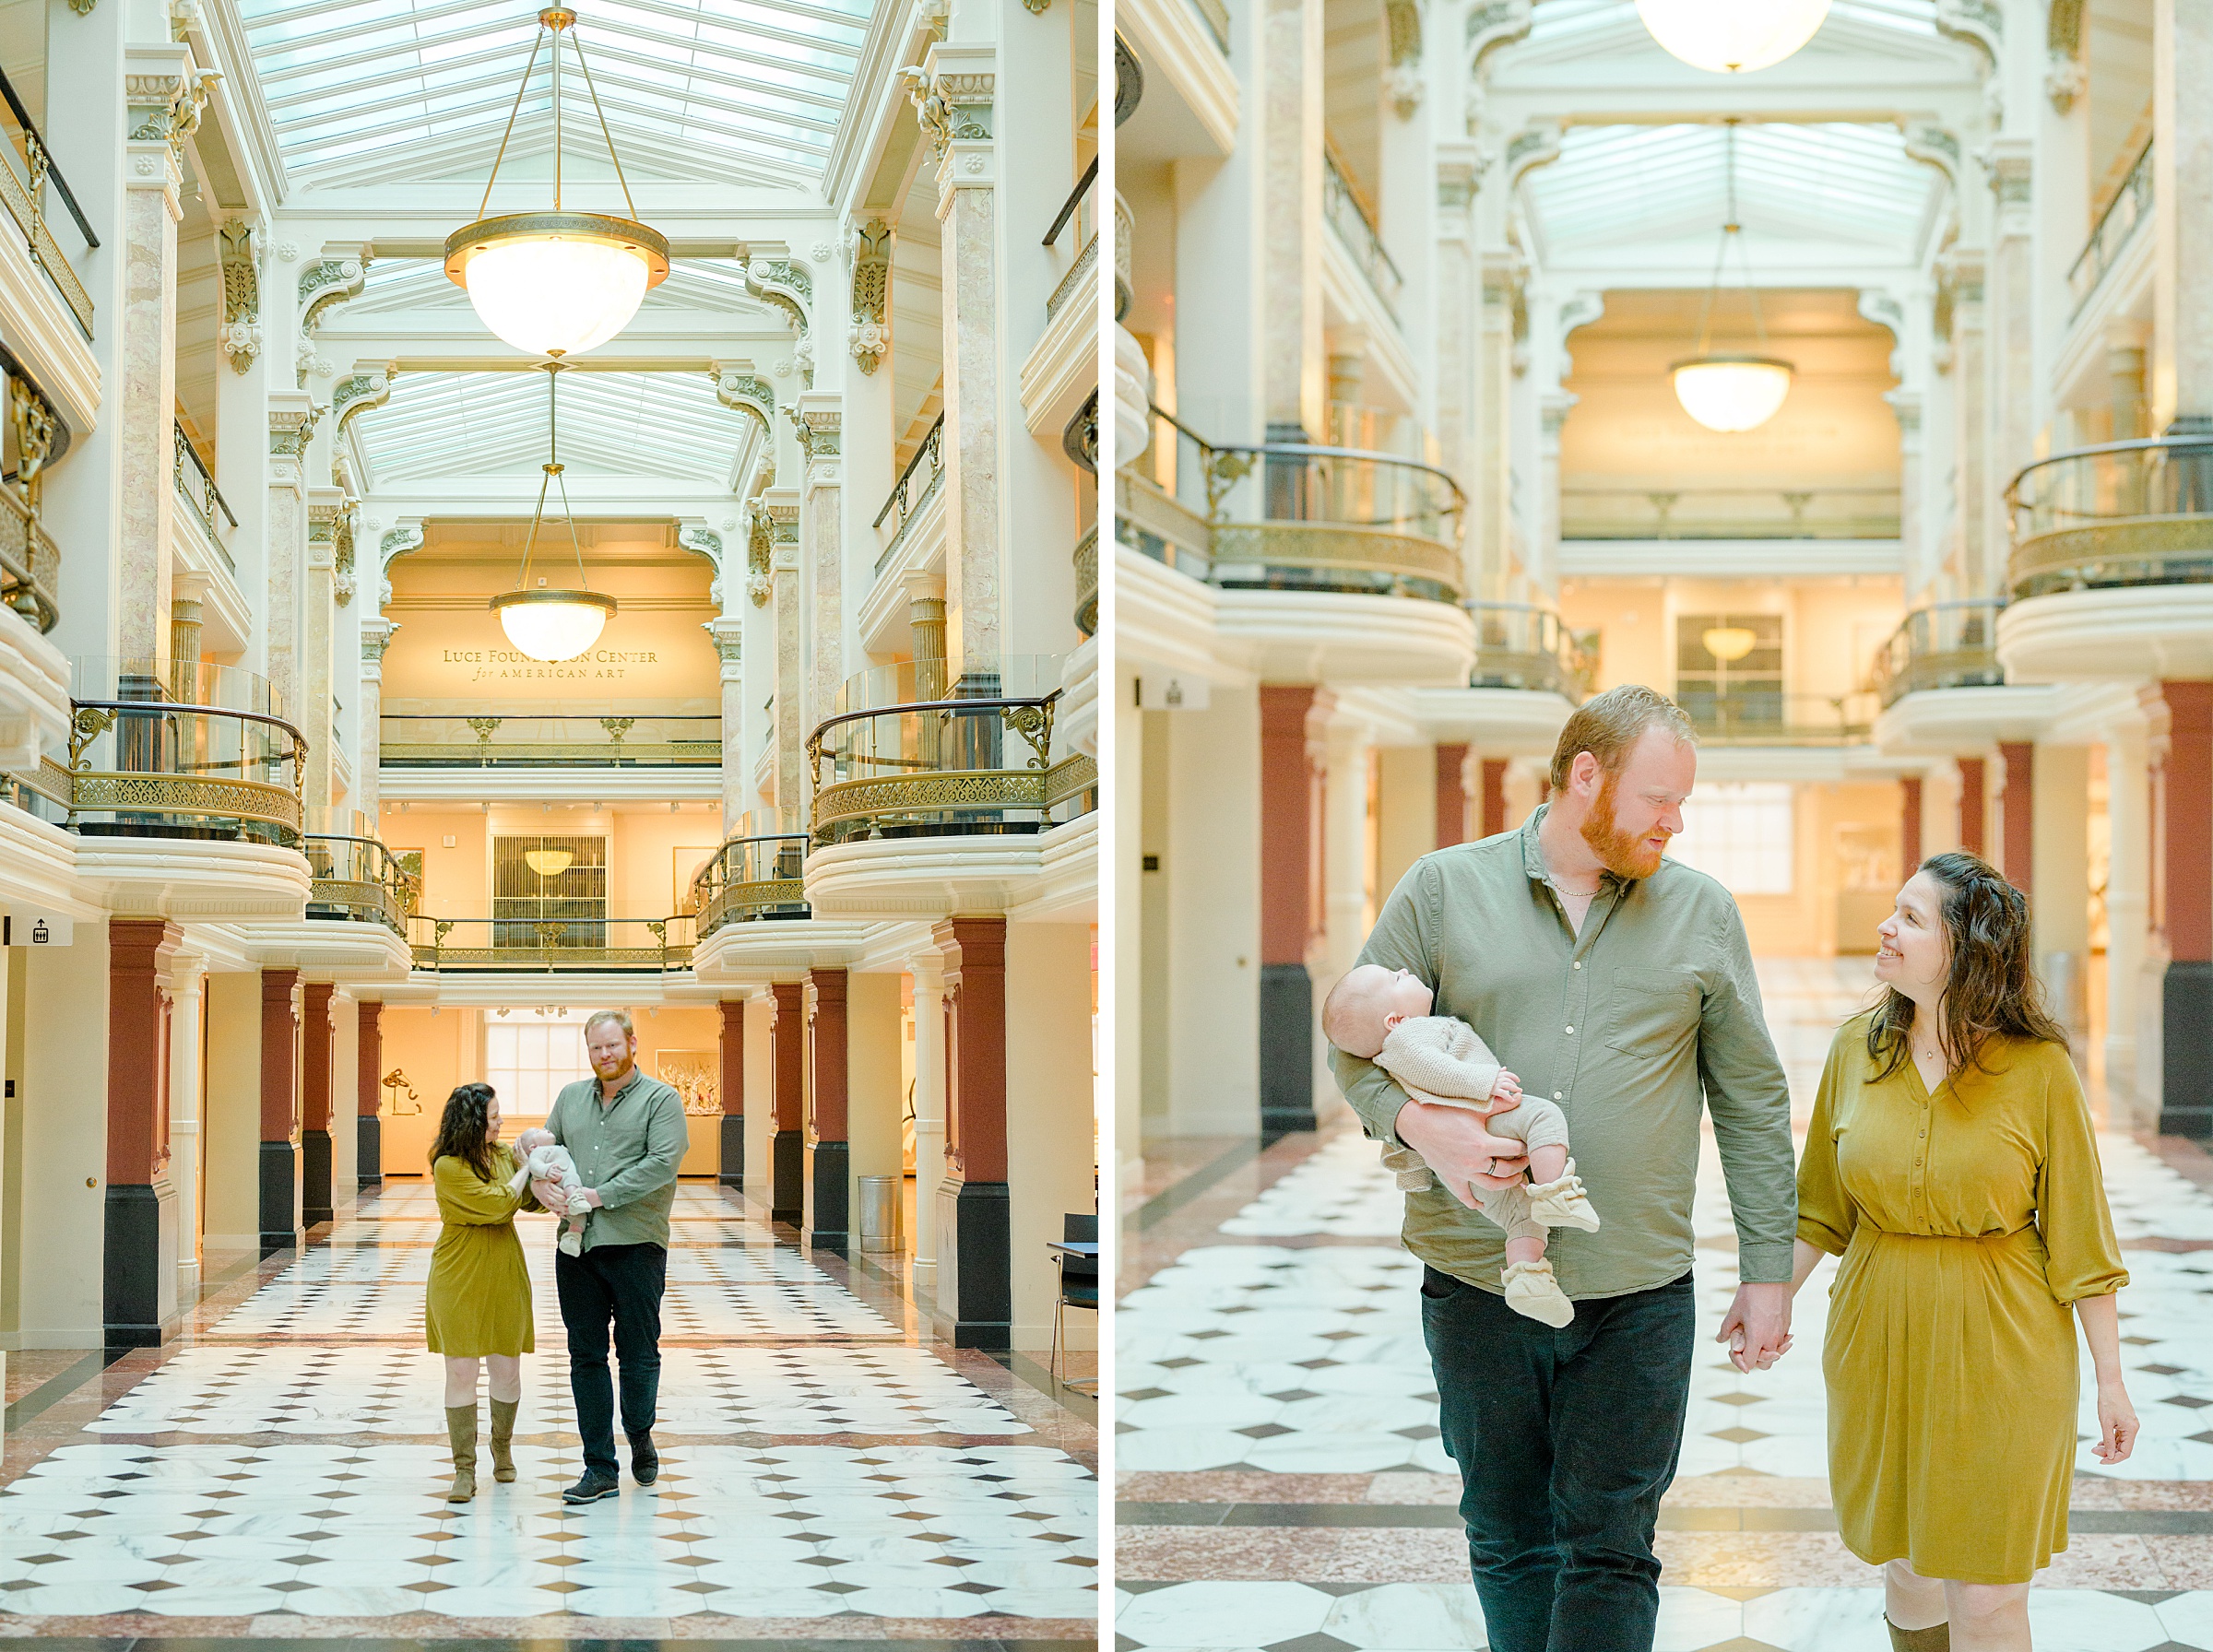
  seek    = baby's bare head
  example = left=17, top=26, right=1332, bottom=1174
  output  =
left=515, top=1127, right=555, bottom=1153
left=1322, top=964, right=1434, bottom=1058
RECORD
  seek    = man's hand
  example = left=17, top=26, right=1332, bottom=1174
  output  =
left=1716, top=1281, right=1793, bottom=1374
left=1395, top=1098, right=1531, bottom=1208
left=569, top=1186, right=604, bottom=1213
left=532, top=1179, right=568, bottom=1215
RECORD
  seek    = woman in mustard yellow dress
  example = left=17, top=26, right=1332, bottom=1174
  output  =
left=425, top=1081, right=538, bottom=1503
left=1789, top=852, right=2138, bottom=1651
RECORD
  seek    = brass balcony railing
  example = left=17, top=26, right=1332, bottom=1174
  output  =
left=807, top=656, right=1095, bottom=847
left=1869, top=600, right=2006, bottom=709
left=691, top=817, right=809, bottom=938
left=408, top=914, right=696, bottom=973
left=64, top=658, right=304, bottom=845
left=1467, top=602, right=1594, bottom=702
left=1678, top=690, right=1878, bottom=747
left=1323, top=142, right=1402, bottom=323
left=1560, top=484, right=1902, bottom=541
left=0, top=341, right=69, bottom=633
left=173, top=421, right=237, bottom=568
left=306, top=820, right=420, bottom=936
left=379, top=714, right=721, bottom=767
left=2006, top=436, right=2213, bottom=599
left=0, top=60, right=96, bottom=337
left=2069, top=138, right=2151, bottom=318
left=1074, top=522, right=1098, bottom=639
left=873, top=413, right=946, bottom=578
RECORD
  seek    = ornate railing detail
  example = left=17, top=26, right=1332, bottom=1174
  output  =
left=873, top=413, right=947, bottom=577
left=1869, top=600, right=2006, bottom=708
left=1074, top=523, right=1098, bottom=638
left=0, top=343, right=70, bottom=632
left=408, top=914, right=695, bottom=972
left=305, top=832, right=420, bottom=935
left=172, top=421, right=237, bottom=555
left=2006, top=436, right=2213, bottom=598
left=1679, top=690, right=1877, bottom=747
left=2068, top=139, right=2151, bottom=318
left=380, top=714, right=721, bottom=767
left=1466, top=602, right=1594, bottom=702
left=691, top=825, right=810, bottom=938
left=1323, top=145, right=1403, bottom=322
left=62, top=659, right=304, bottom=844
left=0, top=63, right=96, bottom=337
left=1560, top=483, right=1902, bottom=541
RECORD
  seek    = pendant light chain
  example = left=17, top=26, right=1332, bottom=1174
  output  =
left=509, top=362, right=596, bottom=596
left=478, top=25, right=547, bottom=220
left=570, top=34, right=641, bottom=224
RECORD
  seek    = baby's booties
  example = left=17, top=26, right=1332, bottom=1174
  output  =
left=1380, top=1143, right=1437, bottom=1191
left=1527, top=1159, right=1601, bottom=1233
left=558, top=1220, right=586, bottom=1258
left=1501, top=1257, right=1574, bottom=1328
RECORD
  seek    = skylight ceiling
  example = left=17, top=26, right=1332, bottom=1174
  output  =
left=239, top=0, right=868, bottom=191
left=1522, top=123, right=1944, bottom=269
left=350, top=369, right=756, bottom=487
left=1522, top=0, right=1936, bottom=52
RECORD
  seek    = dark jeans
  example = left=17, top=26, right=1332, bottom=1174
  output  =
left=555, top=1241, right=667, bottom=1477
left=1421, top=1265, right=1696, bottom=1652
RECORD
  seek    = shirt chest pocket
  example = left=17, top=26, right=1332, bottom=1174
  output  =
left=1603, top=968, right=1698, bottom=1060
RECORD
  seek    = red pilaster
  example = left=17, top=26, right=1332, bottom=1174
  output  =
left=1998, top=741, right=2034, bottom=895
left=356, top=1000, right=382, bottom=1116
left=1259, top=686, right=1320, bottom=967
left=809, top=969, right=848, bottom=1143
left=1481, top=758, right=1509, bottom=839
left=107, top=920, right=179, bottom=1186
left=302, top=983, right=334, bottom=1135
left=1958, top=756, right=1987, bottom=857
left=1433, top=743, right=1468, bottom=847
left=937, top=916, right=1007, bottom=1184
left=772, top=983, right=805, bottom=1132
left=2165, top=682, right=2213, bottom=963
left=1900, top=775, right=1923, bottom=874
left=261, top=969, right=300, bottom=1145
left=718, top=999, right=746, bottom=1116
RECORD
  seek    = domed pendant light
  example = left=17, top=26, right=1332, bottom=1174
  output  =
left=492, top=361, right=617, bottom=662
left=524, top=845, right=575, bottom=878
left=1672, top=122, right=1793, bottom=434
left=1636, top=0, right=1832, bottom=73
left=444, top=8, right=669, bottom=359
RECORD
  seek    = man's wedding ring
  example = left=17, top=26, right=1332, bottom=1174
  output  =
left=1485, top=1156, right=1498, bottom=1176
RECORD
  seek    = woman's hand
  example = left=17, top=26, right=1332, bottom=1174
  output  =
left=1395, top=1098, right=1530, bottom=1204
left=2092, top=1377, right=2138, bottom=1465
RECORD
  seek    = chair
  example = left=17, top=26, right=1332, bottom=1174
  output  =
left=1050, top=1211, right=1098, bottom=1393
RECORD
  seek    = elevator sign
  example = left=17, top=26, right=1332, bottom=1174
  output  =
left=2, top=913, right=73, bottom=946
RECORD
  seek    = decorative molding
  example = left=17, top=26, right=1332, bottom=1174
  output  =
left=298, top=252, right=370, bottom=386
left=217, top=219, right=263, bottom=373
left=1903, top=124, right=1963, bottom=183
left=1383, top=0, right=1422, bottom=117
left=900, top=66, right=993, bottom=170
left=790, top=402, right=843, bottom=461
left=747, top=508, right=773, bottom=607
left=1983, top=143, right=2032, bottom=208
left=1465, top=0, right=1531, bottom=125
left=125, top=69, right=210, bottom=167
left=850, top=218, right=891, bottom=376
left=269, top=403, right=320, bottom=457
left=334, top=505, right=357, bottom=607
left=712, top=362, right=775, bottom=432
left=707, top=617, right=744, bottom=669
left=377, top=520, right=424, bottom=607
left=1935, top=0, right=2002, bottom=73
left=361, top=618, right=398, bottom=668
left=678, top=523, right=725, bottom=567
left=330, top=365, right=394, bottom=484
left=1505, top=119, right=1562, bottom=188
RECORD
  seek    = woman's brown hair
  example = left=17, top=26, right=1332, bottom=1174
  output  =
left=429, top=1081, right=501, bottom=1181
left=1865, top=850, right=2069, bottom=1083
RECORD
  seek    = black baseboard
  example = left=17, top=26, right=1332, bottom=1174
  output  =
left=102, top=1182, right=178, bottom=1348
left=771, top=1128, right=803, bottom=1224
left=2165, top=961, right=2213, bottom=1139
left=357, top=1115, right=382, bottom=1188
left=719, top=1114, right=744, bottom=1186
left=259, top=1140, right=301, bottom=1256
left=935, top=1177, right=1011, bottom=1349
left=807, top=1139, right=849, bottom=1252
left=1260, top=962, right=1317, bottom=1139
left=301, top=1128, right=333, bottom=1227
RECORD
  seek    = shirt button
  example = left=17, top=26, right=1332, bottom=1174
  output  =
left=1573, top=962, right=1582, bottom=970
left=1553, top=1092, right=1564, bottom=1101
left=1565, top=1025, right=1575, bottom=1034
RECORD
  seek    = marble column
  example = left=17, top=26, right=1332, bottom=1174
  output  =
left=771, top=982, right=805, bottom=1223
left=1958, top=754, right=1988, bottom=856
left=1477, top=254, right=1521, bottom=599
left=300, top=982, right=334, bottom=1228
left=2152, top=0, right=2213, bottom=428
left=356, top=998, right=382, bottom=1187
left=807, top=967, right=849, bottom=1253
left=259, top=969, right=302, bottom=1254
left=1434, top=153, right=1481, bottom=594
left=799, top=395, right=844, bottom=731
left=765, top=491, right=804, bottom=816
left=1943, top=256, right=1991, bottom=593
left=1998, top=741, right=2033, bottom=895
left=1481, top=756, right=1509, bottom=838
left=266, top=395, right=317, bottom=716
left=934, top=915, right=1010, bottom=1349
left=167, top=950, right=206, bottom=1302
left=1985, top=147, right=2036, bottom=519
left=118, top=59, right=190, bottom=668
left=1900, top=775, right=1924, bottom=872
left=1258, top=685, right=1323, bottom=1138
left=1259, top=0, right=1321, bottom=439
left=1888, top=395, right=1928, bottom=599
left=2160, top=681, right=2213, bottom=1136
left=907, top=577, right=948, bottom=702
left=2032, top=745, right=2093, bottom=1041
left=170, top=594, right=203, bottom=700
left=1434, top=743, right=1469, bottom=848
left=709, top=620, right=744, bottom=834
left=717, top=998, right=745, bottom=1186
left=909, top=955, right=947, bottom=1280
left=2106, top=719, right=2151, bottom=1124
left=922, top=47, right=1003, bottom=683
left=302, top=490, right=342, bottom=813
left=106, top=919, right=181, bottom=1347
left=1320, top=721, right=1368, bottom=995
left=357, top=619, right=395, bottom=821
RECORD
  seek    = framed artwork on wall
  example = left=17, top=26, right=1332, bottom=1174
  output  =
left=657, top=1048, right=719, bottom=1115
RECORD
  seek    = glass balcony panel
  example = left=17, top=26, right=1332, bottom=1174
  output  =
left=65, top=657, right=302, bottom=844
left=1868, top=599, right=2006, bottom=709
left=303, top=811, right=420, bottom=934
left=2006, top=437, right=2213, bottom=598
left=690, top=809, right=810, bottom=937
left=1465, top=602, right=1595, bottom=701
left=408, top=914, right=695, bottom=972
left=378, top=714, right=721, bottom=766
left=1681, top=690, right=1877, bottom=746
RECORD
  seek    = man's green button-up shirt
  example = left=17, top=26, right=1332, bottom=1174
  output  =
left=546, top=1066, right=687, bottom=1253
left=1328, top=805, right=1797, bottom=1300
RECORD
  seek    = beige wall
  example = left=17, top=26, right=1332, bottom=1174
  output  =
left=203, top=971, right=265, bottom=1251
left=848, top=972, right=906, bottom=1246
left=1725, top=782, right=1902, bottom=959
left=15, top=928, right=110, bottom=1345
left=377, top=1004, right=472, bottom=1175
left=1006, top=922, right=1096, bottom=1351
left=1560, top=577, right=1904, bottom=704
left=382, top=807, right=723, bottom=926
left=1375, top=746, right=1435, bottom=904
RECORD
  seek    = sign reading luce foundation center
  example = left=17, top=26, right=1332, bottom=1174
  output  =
left=381, top=602, right=718, bottom=702
left=439, top=645, right=666, bottom=684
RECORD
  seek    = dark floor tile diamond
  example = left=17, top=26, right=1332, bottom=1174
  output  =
left=818, top=1581, right=865, bottom=1595
left=1237, top=1423, right=1296, bottom=1439
left=128, top=1580, right=184, bottom=1593
left=1711, top=1426, right=1769, bottom=1444
left=1262, top=1634, right=1357, bottom=1652
left=398, top=1580, right=452, bottom=1594
left=1265, top=1389, right=1320, bottom=1403
left=269, top=1580, right=318, bottom=1593
left=542, top=1579, right=586, bottom=1594
left=947, top=1580, right=1002, bottom=1594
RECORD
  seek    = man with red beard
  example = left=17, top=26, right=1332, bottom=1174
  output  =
left=1328, top=683, right=1795, bottom=1652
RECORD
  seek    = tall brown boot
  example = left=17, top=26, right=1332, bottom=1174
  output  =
left=1886, top=1618, right=1951, bottom=1651
left=488, top=1398, right=518, bottom=1483
left=444, top=1404, right=478, bottom=1502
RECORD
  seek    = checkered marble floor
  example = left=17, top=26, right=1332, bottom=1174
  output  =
left=1, top=1180, right=1095, bottom=1637
left=1118, top=959, right=2213, bottom=1650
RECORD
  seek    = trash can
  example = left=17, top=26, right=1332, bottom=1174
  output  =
left=858, top=1174, right=903, bottom=1253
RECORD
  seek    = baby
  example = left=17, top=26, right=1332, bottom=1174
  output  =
left=510, top=1127, right=591, bottom=1257
left=1324, top=964, right=1600, bottom=1328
